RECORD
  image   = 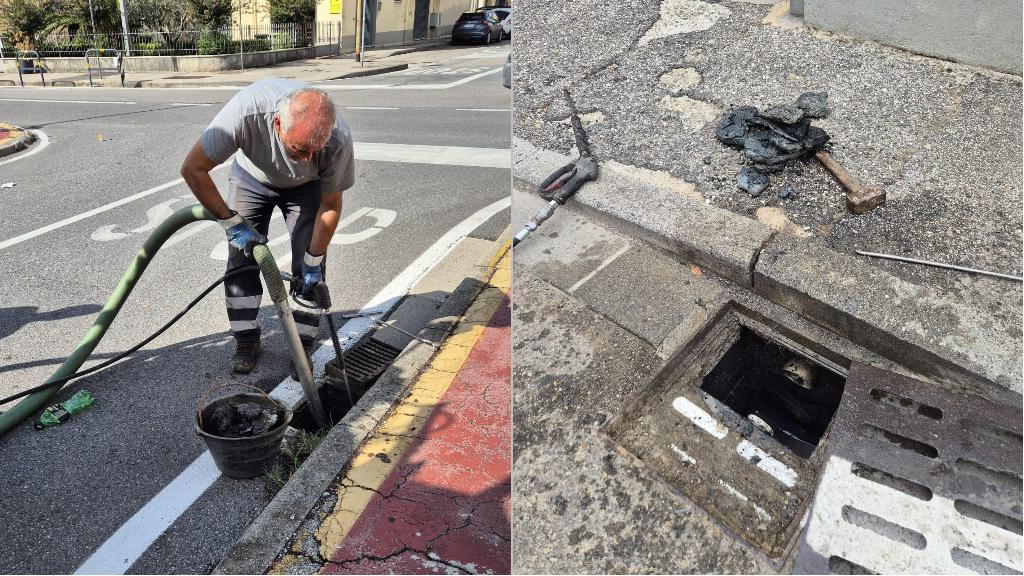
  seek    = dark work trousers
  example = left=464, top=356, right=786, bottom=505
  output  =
left=225, top=161, right=323, bottom=344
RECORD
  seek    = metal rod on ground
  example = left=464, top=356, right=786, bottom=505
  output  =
left=855, top=250, right=1023, bottom=282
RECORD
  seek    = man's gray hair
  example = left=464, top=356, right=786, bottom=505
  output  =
left=277, top=87, right=336, bottom=143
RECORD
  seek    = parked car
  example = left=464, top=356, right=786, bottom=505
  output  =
left=452, top=11, right=503, bottom=45
left=477, top=6, right=511, bottom=37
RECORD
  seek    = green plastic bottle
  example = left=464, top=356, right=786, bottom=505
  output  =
left=34, top=390, right=94, bottom=430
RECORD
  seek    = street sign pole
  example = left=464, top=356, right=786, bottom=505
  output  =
left=117, top=0, right=131, bottom=56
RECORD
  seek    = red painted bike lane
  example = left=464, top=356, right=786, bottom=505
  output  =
left=322, top=292, right=511, bottom=575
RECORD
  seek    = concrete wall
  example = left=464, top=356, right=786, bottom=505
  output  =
left=2, top=45, right=338, bottom=74
left=325, top=0, right=472, bottom=51
left=804, top=0, right=1023, bottom=75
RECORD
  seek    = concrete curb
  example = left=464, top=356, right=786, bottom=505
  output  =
left=512, top=137, right=1022, bottom=406
left=329, top=63, right=408, bottom=80
left=0, top=126, right=37, bottom=159
left=513, top=138, right=775, bottom=287
left=213, top=236, right=508, bottom=575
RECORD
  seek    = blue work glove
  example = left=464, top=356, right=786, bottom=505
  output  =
left=299, top=251, right=325, bottom=300
left=219, top=212, right=267, bottom=258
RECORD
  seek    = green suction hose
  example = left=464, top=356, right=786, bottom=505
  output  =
left=0, top=204, right=301, bottom=436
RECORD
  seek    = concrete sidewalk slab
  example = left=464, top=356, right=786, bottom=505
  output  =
left=0, top=42, right=481, bottom=89
left=514, top=138, right=775, bottom=286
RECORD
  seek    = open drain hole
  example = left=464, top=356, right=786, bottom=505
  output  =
left=700, top=327, right=846, bottom=458
left=291, top=337, right=402, bottom=432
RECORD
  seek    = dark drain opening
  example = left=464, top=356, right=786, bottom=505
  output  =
left=291, top=337, right=402, bottom=432
left=700, top=327, right=846, bottom=458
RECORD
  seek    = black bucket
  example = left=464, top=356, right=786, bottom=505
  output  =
left=195, top=384, right=292, bottom=479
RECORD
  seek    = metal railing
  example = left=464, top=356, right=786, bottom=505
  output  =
left=85, top=48, right=125, bottom=87
left=4, top=21, right=339, bottom=59
left=15, top=50, right=45, bottom=87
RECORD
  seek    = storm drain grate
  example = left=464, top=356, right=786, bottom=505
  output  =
left=163, top=75, right=209, bottom=79
left=605, top=306, right=847, bottom=563
left=326, top=337, right=403, bottom=386
left=795, top=362, right=1023, bottom=574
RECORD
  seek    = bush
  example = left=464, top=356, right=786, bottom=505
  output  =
left=197, top=32, right=232, bottom=55
left=136, top=41, right=167, bottom=56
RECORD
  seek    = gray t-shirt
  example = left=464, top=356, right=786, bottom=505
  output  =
left=201, top=77, right=355, bottom=193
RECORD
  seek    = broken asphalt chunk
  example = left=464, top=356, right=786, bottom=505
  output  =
left=738, top=167, right=770, bottom=197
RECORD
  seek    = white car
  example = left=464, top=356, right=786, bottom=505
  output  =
left=500, top=14, right=512, bottom=38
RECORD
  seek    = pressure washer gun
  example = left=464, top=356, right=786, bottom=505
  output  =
left=512, top=87, right=599, bottom=247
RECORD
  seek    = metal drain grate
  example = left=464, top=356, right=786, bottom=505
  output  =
left=163, top=75, right=209, bottom=79
left=326, top=337, right=403, bottom=386
left=795, top=362, right=1023, bottom=574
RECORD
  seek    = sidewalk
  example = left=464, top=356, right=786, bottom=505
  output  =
left=0, top=41, right=489, bottom=88
left=271, top=246, right=511, bottom=575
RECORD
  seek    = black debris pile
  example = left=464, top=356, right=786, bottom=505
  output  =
left=210, top=401, right=279, bottom=438
left=715, top=92, right=830, bottom=197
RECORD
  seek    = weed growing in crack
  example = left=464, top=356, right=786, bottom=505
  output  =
left=264, top=428, right=328, bottom=491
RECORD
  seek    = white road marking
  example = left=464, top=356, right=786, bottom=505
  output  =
left=73, top=195, right=511, bottom=574
left=670, top=444, right=696, bottom=465
left=0, top=98, right=135, bottom=104
left=736, top=439, right=798, bottom=487
left=0, top=163, right=228, bottom=251
left=672, top=396, right=729, bottom=439
left=3, top=140, right=507, bottom=251
left=568, top=243, right=630, bottom=293
left=74, top=452, right=221, bottom=574
left=313, top=67, right=502, bottom=91
left=355, top=142, right=509, bottom=168
left=0, top=128, right=49, bottom=167
left=456, top=108, right=511, bottom=112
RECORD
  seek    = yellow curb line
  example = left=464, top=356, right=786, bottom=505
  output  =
left=270, top=243, right=511, bottom=572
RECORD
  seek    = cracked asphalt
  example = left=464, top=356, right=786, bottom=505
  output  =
left=512, top=0, right=1022, bottom=336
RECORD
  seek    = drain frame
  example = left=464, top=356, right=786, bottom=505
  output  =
left=603, top=301, right=853, bottom=565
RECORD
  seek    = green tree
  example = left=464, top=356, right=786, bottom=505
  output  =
left=188, top=0, right=232, bottom=28
left=268, top=0, right=314, bottom=24
left=0, top=0, right=48, bottom=44
left=127, top=0, right=194, bottom=44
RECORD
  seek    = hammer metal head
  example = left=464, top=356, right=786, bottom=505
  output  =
left=846, top=186, right=886, bottom=214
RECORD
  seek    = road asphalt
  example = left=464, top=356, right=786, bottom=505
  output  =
left=0, top=43, right=510, bottom=574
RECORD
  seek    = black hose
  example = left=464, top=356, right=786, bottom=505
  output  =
left=0, top=265, right=261, bottom=406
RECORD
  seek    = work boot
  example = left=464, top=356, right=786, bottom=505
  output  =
left=231, top=338, right=262, bottom=374
left=289, top=339, right=317, bottom=381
